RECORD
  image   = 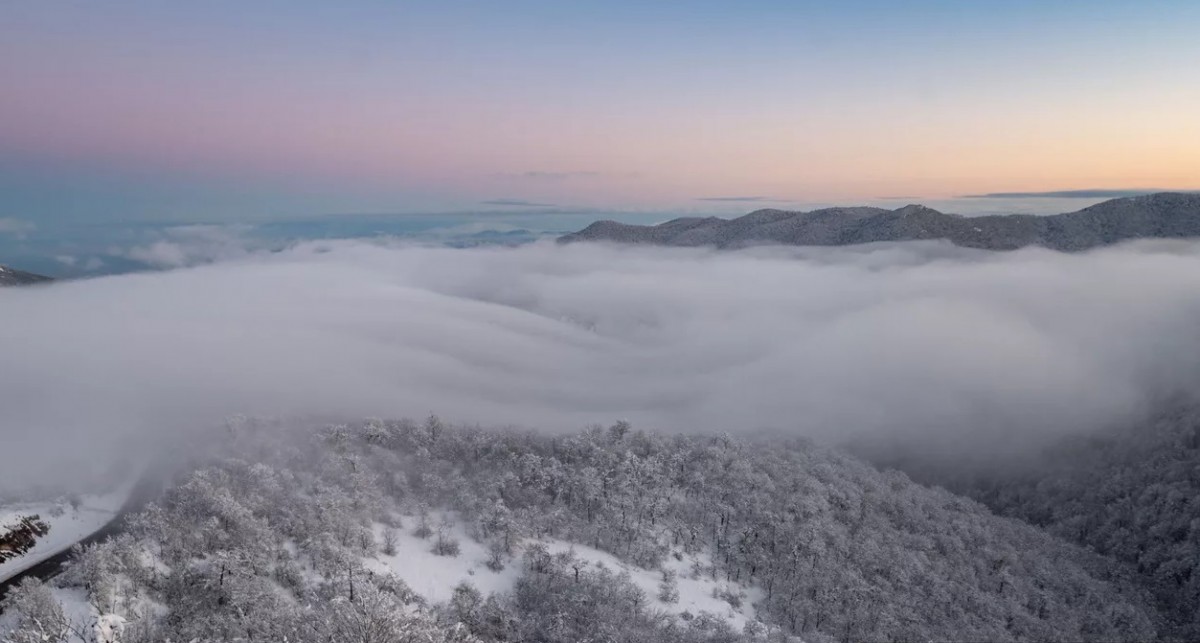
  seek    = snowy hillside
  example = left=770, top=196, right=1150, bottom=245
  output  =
left=0, top=481, right=135, bottom=584
left=0, top=265, right=51, bottom=287
left=0, top=419, right=1161, bottom=642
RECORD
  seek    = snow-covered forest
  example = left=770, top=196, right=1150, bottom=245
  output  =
left=2, top=415, right=1180, bottom=642
left=949, top=402, right=1200, bottom=640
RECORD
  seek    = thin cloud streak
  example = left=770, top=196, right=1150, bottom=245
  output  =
left=481, top=199, right=558, bottom=207
left=496, top=171, right=642, bottom=182
left=695, top=196, right=787, bottom=203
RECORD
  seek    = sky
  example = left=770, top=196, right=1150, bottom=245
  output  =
left=3, top=0, right=1199, bottom=227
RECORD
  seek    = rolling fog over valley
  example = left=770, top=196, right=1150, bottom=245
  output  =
left=6, top=238, right=1200, bottom=490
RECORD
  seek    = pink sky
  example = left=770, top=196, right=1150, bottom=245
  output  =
left=3, top=2, right=1199, bottom=214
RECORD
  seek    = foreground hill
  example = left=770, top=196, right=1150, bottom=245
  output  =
left=2, top=418, right=1159, bottom=642
left=559, top=192, right=1200, bottom=250
left=0, top=265, right=51, bottom=287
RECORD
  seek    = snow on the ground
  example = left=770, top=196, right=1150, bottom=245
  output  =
left=53, top=586, right=96, bottom=640
left=0, top=586, right=94, bottom=641
left=365, top=511, right=763, bottom=630
left=364, top=514, right=521, bottom=604
left=0, top=584, right=129, bottom=643
left=540, top=538, right=764, bottom=630
left=94, top=613, right=127, bottom=643
left=0, top=478, right=137, bottom=583
left=51, top=586, right=130, bottom=643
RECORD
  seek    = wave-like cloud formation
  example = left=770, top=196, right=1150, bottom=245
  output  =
left=6, top=239, right=1200, bottom=488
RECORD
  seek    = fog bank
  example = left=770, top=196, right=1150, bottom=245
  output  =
left=5, top=238, right=1200, bottom=488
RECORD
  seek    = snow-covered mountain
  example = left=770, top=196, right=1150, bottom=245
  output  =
left=559, top=192, right=1200, bottom=251
left=0, top=265, right=51, bottom=287
left=1, top=418, right=1161, bottom=642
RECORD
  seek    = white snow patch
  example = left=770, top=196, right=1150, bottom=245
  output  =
left=0, top=586, right=94, bottom=642
left=364, top=514, right=520, bottom=604
left=54, top=586, right=109, bottom=642
left=0, top=479, right=136, bottom=583
left=365, top=512, right=764, bottom=631
left=540, top=539, right=763, bottom=630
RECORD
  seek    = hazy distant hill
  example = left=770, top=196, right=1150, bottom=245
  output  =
left=559, top=192, right=1200, bottom=251
left=0, top=265, right=51, bottom=287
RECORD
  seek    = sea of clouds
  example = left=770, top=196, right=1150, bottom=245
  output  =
left=6, top=238, right=1200, bottom=488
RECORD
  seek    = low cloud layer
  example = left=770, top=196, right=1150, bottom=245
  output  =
left=122, top=224, right=259, bottom=268
left=6, top=239, right=1200, bottom=488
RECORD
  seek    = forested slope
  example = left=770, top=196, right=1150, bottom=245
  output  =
left=357, top=419, right=1160, bottom=642
left=960, top=403, right=1200, bottom=639
left=3, top=417, right=1160, bottom=642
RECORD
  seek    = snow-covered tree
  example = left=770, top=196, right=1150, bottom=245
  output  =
left=1, top=578, right=68, bottom=643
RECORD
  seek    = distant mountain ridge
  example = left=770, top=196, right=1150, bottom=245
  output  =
left=0, top=265, right=52, bottom=287
left=559, top=192, right=1200, bottom=251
